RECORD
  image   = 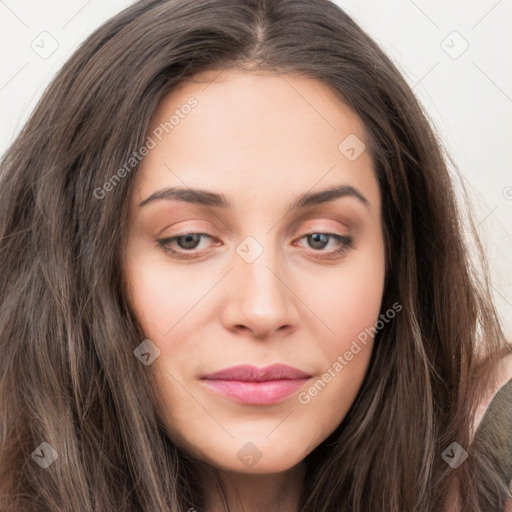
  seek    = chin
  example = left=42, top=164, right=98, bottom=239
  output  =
left=176, top=433, right=311, bottom=474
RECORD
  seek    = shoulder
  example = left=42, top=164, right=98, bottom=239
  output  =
left=471, top=351, right=512, bottom=438
left=472, top=352, right=512, bottom=512
left=443, top=352, right=512, bottom=512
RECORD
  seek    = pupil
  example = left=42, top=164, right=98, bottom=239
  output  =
left=310, top=233, right=328, bottom=249
left=179, top=234, right=200, bottom=249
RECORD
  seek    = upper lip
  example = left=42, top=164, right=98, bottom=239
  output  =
left=201, top=364, right=311, bottom=382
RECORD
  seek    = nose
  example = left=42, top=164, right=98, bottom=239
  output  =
left=221, top=243, right=300, bottom=340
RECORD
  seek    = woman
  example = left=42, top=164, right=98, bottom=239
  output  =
left=0, top=0, right=510, bottom=510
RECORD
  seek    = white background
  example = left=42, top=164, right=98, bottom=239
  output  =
left=0, top=0, right=511, bottom=338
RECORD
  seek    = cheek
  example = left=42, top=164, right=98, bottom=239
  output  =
left=125, top=254, right=208, bottom=339
left=295, top=263, right=384, bottom=436
left=127, top=270, right=173, bottom=337
left=335, top=268, right=384, bottom=337
left=303, top=244, right=385, bottom=349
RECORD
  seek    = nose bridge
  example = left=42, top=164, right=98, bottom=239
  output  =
left=235, top=233, right=286, bottom=303
left=223, top=232, right=298, bottom=337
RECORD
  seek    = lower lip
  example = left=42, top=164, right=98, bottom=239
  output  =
left=201, top=379, right=309, bottom=405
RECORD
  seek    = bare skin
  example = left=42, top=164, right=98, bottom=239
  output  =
left=124, top=68, right=385, bottom=511
left=198, top=463, right=307, bottom=512
left=123, top=68, right=512, bottom=512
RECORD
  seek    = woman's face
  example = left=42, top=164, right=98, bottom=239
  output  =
left=124, top=69, right=386, bottom=474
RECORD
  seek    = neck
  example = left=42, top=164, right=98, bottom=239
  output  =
left=200, top=461, right=306, bottom=512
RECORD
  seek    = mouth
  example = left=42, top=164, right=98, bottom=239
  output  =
left=200, top=364, right=312, bottom=405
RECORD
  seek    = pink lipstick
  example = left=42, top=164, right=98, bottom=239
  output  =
left=200, top=364, right=311, bottom=405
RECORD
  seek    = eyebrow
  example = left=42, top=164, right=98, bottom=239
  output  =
left=138, top=184, right=370, bottom=210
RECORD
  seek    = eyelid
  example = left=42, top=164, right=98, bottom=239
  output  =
left=156, top=228, right=354, bottom=260
left=297, top=218, right=352, bottom=234
left=159, top=222, right=350, bottom=245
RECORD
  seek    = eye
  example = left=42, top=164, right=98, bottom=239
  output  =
left=294, top=232, right=354, bottom=257
left=157, top=231, right=354, bottom=260
left=157, top=232, right=216, bottom=259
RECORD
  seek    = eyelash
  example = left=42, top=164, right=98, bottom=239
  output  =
left=156, top=231, right=354, bottom=260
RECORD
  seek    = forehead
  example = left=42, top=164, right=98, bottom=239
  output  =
left=148, top=68, right=366, bottom=151
left=132, top=69, right=378, bottom=212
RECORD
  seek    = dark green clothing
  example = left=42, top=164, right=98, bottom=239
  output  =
left=472, top=377, right=512, bottom=509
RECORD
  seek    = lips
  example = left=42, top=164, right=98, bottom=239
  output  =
left=200, top=364, right=311, bottom=405
left=202, top=363, right=311, bottom=382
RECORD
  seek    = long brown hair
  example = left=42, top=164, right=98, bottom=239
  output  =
left=1, top=1, right=510, bottom=510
